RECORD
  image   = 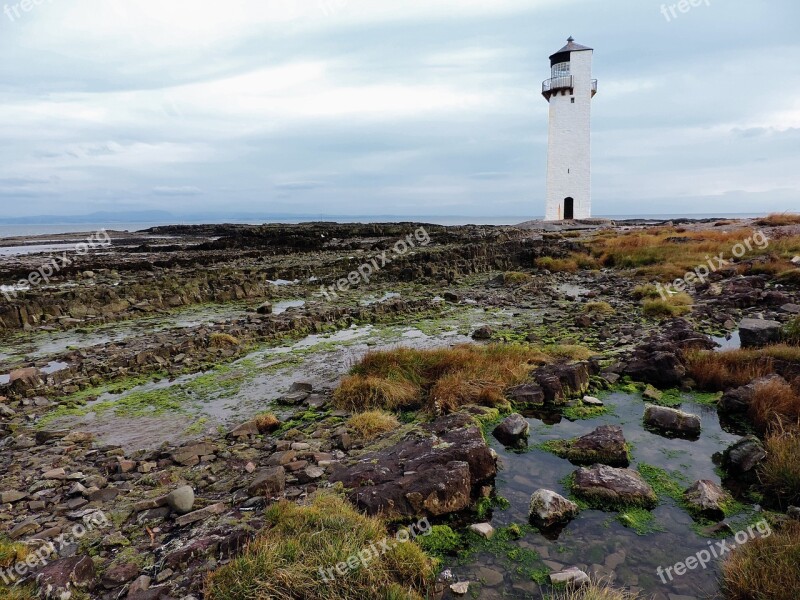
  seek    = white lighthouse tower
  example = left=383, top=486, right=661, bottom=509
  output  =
left=543, top=37, right=597, bottom=221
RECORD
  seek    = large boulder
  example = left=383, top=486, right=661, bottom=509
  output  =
left=529, top=489, right=580, bottom=528
left=556, top=425, right=629, bottom=467
left=9, top=367, right=44, bottom=394
left=722, top=436, right=767, bottom=474
left=643, top=404, right=701, bottom=438
left=532, top=362, right=593, bottom=405
left=684, top=480, right=730, bottom=521
left=329, top=413, right=496, bottom=518
left=506, top=383, right=545, bottom=407
left=492, top=414, right=529, bottom=448
left=739, top=318, right=783, bottom=348
left=571, top=464, right=657, bottom=509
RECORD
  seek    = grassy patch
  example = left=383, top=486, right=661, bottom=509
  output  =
left=254, top=412, right=281, bottom=433
left=616, top=507, right=666, bottom=536
left=759, top=428, right=800, bottom=506
left=205, top=492, right=436, bottom=600
left=684, top=347, right=794, bottom=390
left=457, top=524, right=544, bottom=581
left=637, top=464, right=688, bottom=503
left=583, top=301, right=615, bottom=316
left=755, top=213, right=800, bottom=226
left=535, top=256, right=578, bottom=273
left=722, top=521, right=800, bottom=600
left=545, top=580, right=646, bottom=600
left=562, top=402, right=611, bottom=421
left=347, top=410, right=401, bottom=441
left=503, top=271, right=533, bottom=286
left=642, top=293, right=693, bottom=318
left=749, top=378, right=800, bottom=433
left=785, top=316, right=800, bottom=345
left=416, top=525, right=461, bottom=559
left=333, top=344, right=557, bottom=414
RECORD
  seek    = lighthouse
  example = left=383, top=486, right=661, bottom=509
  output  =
left=543, top=37, right=597, bottom=221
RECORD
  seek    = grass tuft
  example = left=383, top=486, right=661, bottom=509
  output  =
left=205, top=493, right=435, bottom=600
left=759, top=428, right=800, bottom=506
left=333, top=344, right=557, bottom=414
left=347, top=410, right=401, bottom=441
left=722, top=521, right=799, bottom=600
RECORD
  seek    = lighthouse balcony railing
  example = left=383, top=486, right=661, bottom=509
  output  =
left=542, top=77, right=598, bottom=97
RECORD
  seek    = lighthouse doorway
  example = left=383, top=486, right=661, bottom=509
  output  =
left=563, top=197, right=574, bottom=220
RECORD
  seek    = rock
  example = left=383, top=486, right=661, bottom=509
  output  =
left=174, top=502, right=227, bottom=527
left=10, top=517, right=39, bottom=539
left=278, top=391, right=309, bottom=405
left=739, top=318, right=783, bottom=348
left=166, top=486, right=195, bottom=514
left=289, top=382, right=313, bottom=394
left=9, top=367, right=44, bottom=393
left=684, top=480, right=730, bottom=521
left=450, top=581, right=470, bottom=595
left=36, top=555, right=95, bottom=599
left=128, top=575, right=152, bottom=594
left=644, top=404, right=701, bottom=438
left=247, top=467, right=286, bottom=497
left=792, top=256, right=800, bottom=265
left=101, top=562, right=139, bottom=588
left=43, top=467, right=67, bottom=480
left=781, top=304, right=800, bottom=315
left=582, top=396, right=603, bottom=406
left=559, top=425, right=630, bottom=467
left=533, top=362, right=593, bottom=404
left=1, top=490, right=27, bottom=503
left=267, top=450, right=297, bottom=466
left=572, top=464, right=657, bottom=508
left=443, top=292, right=461, bottom=303
left=170, top=442, right=217, bottom=466
left=701, top=522, right=734, bottom=537
left=723, top=436, right=767, bottom=474
left=506, top=383, right=545, bottom=407
left=256, top=301, right=273, bottom=315
left=787, top=506, right=800, bottom=521
left=529, top=489, right=580, bottom=528
left=330, top=412, right=496, bottom=518
left=471, top=325, right=493, bottom=340
left=492, top=413, right=529, bottom=448
left=550, top=567, right=590, bottom=586
left=228, top=421, right=260, bottom=439
left=643, top=385, right=663, bottom=402
left=469, top=523, right=494, bottom=539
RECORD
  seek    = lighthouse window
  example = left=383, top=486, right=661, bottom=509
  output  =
left=571, top=98, right=575, bottom=103
left=551, top=62, right=570, bottom=77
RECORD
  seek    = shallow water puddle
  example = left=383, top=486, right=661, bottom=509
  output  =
left=446, top=392, right=757, bottom=599
left=712, top=330, right=741, bottom=350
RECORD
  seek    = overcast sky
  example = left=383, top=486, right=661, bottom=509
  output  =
left=0, top=0, right=798, bottom=220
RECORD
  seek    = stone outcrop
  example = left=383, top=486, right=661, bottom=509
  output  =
left=529, top=489, right=580, bottom=528
left=552, top=425, right=630, bottom=467
left=571, top=464, right=657, bottom=509
left=684, top=480, right=730, bottom=521
left=739, top=318, right=784, bottom=348
left=643, top=405, right=702, bottom=438
left=492, top=413, right=529, bottom=448
left=329, top=413, right=497, bottom=518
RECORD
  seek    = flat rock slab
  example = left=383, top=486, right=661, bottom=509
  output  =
left=739, top=318, right=783, bottom=348
left=572, top=464, right=657, bottom=509
left=644, top=404, right=701, bottom=438
left=562, top=425, right=629, bottom=467
left=330, top=412, right=496, bottom=519
left=550, top=567, right=590, bottom=586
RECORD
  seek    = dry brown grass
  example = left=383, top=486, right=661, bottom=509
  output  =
left=760, top=428, right=800, bottom=506
left=545, top=579, right=646, bottom=600
left=722, top=521, right=800, bottom=600
left=685, top=348, right=777, bottom=390
left=347, top=410, right=401, bottom=440
left=535, top=256, right=578, bottom=273
left=333, top=344, right=558, bottom=414
left=205, top=492, right=435, bottom=600
left=755, top=213, right=800, bottom=226
left=209, top=333, right=241, bottom=348
left=253, top=412, right=281, bottom=433
left=749, top=378, right=800, bottom=434
left=586, top=226, right=800, bottom=281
